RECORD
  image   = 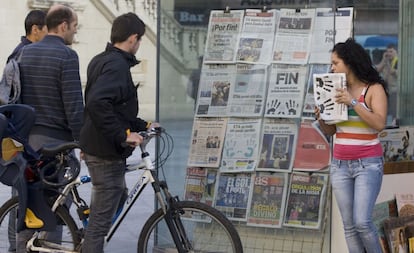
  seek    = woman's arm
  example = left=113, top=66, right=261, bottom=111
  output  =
left=317, top=119, right=337, bottom=136
left=314, top=106, right=337, bottom=136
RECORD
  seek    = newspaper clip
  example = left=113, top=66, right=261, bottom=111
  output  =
left=262, top=6, right=268, bottom=12
left=224, top=6, right=231, bottom=13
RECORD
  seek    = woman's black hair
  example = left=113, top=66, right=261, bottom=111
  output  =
left=332, top=38, right=388, bottom=96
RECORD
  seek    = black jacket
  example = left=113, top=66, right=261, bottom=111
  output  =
left=80, top=43, right=148, bottom=160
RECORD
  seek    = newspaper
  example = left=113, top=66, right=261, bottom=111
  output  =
left=220, top=118, right=262, bottom=173
left=293, top=120, right=331, bottom=172
left=196, top=63, right=268, bottom=117
left=387, top=226, right=408, bottom=253
left=184, top=167, right=207, bottom=202
left=247, top=172, right=288, bottom=228
left=395, top=193, right=414, bottom=217
left=302, top=64, right=331, bottom=119
left=379, top=126, right=414, bottom=162
left=187, top=117, right=228, bottom=167
left=236, top=9, right=279, bottom=64
left=204, top=10, right=244, bottom=63
left=383, top=216, right=414, bottom=253
left=407, top=225, right=414, bottom=253
left=264, top=64, right=308, bottom=118
left=229, top=64, right=268, bottom=117
left=196, top=64, right=236, bottom=117
left=183, top=167, right=217, bottom=206
left=372, top=200, right=398, bottom=253
left=313, top=73, right=347, bottom=124
left=283, top=172, right=329, bottom=229
left=309, top=8, right=354, bottom=64
left=257, top=118, right=298, bottom=172
left=272, top=8, right=315, bottom=64
left=214, top=172, right=253, bottom=221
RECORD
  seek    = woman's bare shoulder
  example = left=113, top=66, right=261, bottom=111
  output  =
left=367, top=83, right=387, bottom=94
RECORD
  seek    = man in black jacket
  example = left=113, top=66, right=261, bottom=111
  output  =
left=80, top=12, right=157, bottom=252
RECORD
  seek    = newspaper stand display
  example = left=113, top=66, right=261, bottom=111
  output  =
left=184, top=6, right=354, bottom=252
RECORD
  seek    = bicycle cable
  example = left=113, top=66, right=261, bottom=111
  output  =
left=155, top=130, right=174, bottom=181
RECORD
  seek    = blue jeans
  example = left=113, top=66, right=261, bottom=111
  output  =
left=81, top=154, right=127, bottom=253
left=330, top=156, right=384, bottom=253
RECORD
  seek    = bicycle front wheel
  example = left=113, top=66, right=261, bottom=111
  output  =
left=138, top=200, right=243, bottom=253
left=0, top=196, right=81, bottom=253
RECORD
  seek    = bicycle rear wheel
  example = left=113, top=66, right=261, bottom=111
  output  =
left=0, top=196, right=81, bottom=252
left=138, top=200, right=243, bottom=253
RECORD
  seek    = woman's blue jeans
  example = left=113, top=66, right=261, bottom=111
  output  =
left=330, top=156, right=384, bottom=253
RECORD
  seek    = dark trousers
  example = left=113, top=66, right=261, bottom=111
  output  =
left=81, top=154, right=127, bottom=253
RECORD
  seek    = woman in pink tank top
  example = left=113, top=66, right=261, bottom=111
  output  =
left=316, top=38, right=388, bottom=253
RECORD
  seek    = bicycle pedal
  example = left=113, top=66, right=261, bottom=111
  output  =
left=77, top=206, right=90, bottom=220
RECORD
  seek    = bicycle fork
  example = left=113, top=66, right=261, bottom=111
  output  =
left=157, top=181, right=193, bottom=253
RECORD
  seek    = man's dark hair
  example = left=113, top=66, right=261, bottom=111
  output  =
left=25, top=10, right=46, bottom=35
left=110, top=12, right=145, bottom=44
left=387, top=43, right=397, bottom=51
left=46, top=5, right=74, bottom=30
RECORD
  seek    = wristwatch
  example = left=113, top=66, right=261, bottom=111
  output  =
left=351, top=98, right=358, bottom=107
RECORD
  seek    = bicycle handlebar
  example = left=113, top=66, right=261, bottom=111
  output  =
left=41, top=127, right=165, bottom=187
left=122, top=127, right=164, bottom=148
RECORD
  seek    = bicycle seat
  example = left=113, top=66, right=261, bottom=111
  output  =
left=39, top=142, right=80, bottom=157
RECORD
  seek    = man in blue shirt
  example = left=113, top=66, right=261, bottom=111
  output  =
left=16, top=5, right=83, bottom=253
left=19, top=4, right=83, bottom=150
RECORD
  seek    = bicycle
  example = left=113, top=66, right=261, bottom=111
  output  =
left=0, top=112, right=243, bottom=252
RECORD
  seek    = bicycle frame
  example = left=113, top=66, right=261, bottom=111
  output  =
left=51, top=153, right=159, bottom=242
left=27, top=128, right=188, bottom=252
left=27, top=165, right=158, bottom=252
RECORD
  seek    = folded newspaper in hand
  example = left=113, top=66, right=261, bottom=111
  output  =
left=313, top=73, right=347, bottom=124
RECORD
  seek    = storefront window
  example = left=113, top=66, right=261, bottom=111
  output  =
left=157, top=0, right=407, bottom=252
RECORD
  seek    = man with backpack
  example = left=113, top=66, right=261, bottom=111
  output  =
left=7, top=10, right=48, bottom=64
left=1, top=10, right=47, bottom=106
left=2, top=10, right=47, bottom=253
